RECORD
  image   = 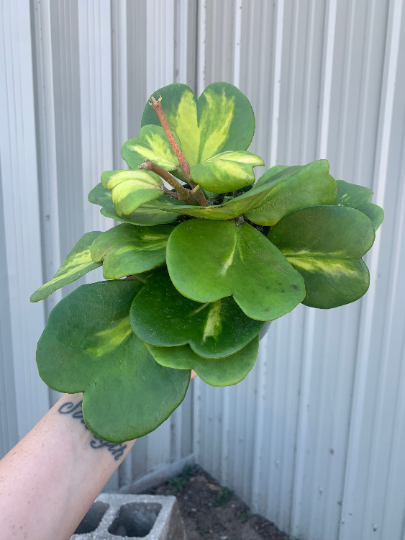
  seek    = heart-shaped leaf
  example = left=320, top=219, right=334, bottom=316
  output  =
left=245, top=159, right=336, bottom=225
left=146, top=335, right=259, bottom=387
left=122, top=125, right=179, bottom=172
left=158, top=160, right=334, bottom=222
left=166, top=220, right=305, bottom=320
left=37, top=280, right=190, bottom=442
left=268, top=205, right=375, bottom=308
left=101, top=170, right=163, bottom=216
left=334, top=179, right=384, bottom=230
left=130, top=271, right=264, bottom=358
left=141, top=82, right=255, bottom=167
left=190, top=151, right=264, bottom=193
left=88, top=183, right=182, bottom=226
left=31, top=232, right=102, bottom=302
left=91, top=224, right=174, bottom=279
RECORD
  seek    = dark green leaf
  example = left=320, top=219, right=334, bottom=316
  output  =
left=334, top=179, right=384, bottom=230
left=166, top=220, right=305, bottom=320
left=30, top=232, right=102, bottom=302
left=130, top=271, right=264, bottom=358
left=245, top=160, right=336, bottom=225
left=91, top=224, right=173, bottom=279
left=37, top=280, right=190, bottom=442
left=268, top=205, right=375, bottom=308
left=146, top=335, right=260, bottom=387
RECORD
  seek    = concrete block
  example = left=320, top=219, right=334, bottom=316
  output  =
left=71, top=494, right=186, bottom=540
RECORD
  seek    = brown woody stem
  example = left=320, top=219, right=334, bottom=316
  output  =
left=138, top=160, right=191, bottom=201
left=149, top=95, right=192, bottom=180
left=149, top=95, right=209, bottom=207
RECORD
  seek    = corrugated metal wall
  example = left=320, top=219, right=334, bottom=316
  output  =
left=1, top=1, right=405, bottom=539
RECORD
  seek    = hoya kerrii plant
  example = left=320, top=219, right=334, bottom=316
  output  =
left=31, top=82, right=384, bottom=443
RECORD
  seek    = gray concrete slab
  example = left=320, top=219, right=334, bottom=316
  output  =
left=71, top=493, right=186, bottom=540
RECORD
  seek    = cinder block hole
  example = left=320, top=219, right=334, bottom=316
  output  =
left=108, top=502, right=162, bottom=538
left=74, top=501, right=109, bottom=534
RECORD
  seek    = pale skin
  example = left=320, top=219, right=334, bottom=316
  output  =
left=0, top=371, right=197, bottom=540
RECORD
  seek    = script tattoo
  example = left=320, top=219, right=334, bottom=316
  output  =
left=58, top=401, right=127, bottom=461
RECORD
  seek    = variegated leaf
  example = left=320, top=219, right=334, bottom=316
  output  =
left=146, top=336, right=259, bottom=387
left=121, top=125, right=179, bottom=172
left=130, top=271, right=264, bottom=358
left=88, top=183, right=182, bottom=226
left=30, top=232, right=102, bottom=302
left=91, top=224, right=173, bottom=279
left=334, top=179, right=384, bottom=230
left=158, top=160, right=334, bottom=222
left=141, top=82, right=255, bottom=167
left=166, top=220, right=305, bottom=321
left=268, top=205, right=375, bottom=308
left=190, top=151, right=264, bottom=193
left=101, top=169, right=163, bottom=216
left=37, top=280, right=190, bottom=442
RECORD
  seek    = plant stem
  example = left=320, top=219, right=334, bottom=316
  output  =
left=149, top=95, right=209, bottom=208
left=161, top=186, right=178, bottom=200
left=138, top=160, right=191, bottom=201
left=149, top=95, right=192, bottom=180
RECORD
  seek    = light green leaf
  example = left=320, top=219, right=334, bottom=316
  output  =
left=146, top=335, right=259, bottom=387
left=268, top=205, right=375, bottom=308
left=141, top=82, right=255, bottom=167
left=130, top=271, right=264, bottom=358
left=166, top=220, right=305, bottom=321
left=101, top=169, right=163, bottom=216
left=30, top=232, right=102, bottom=302
left=121, top=125, right=179, bottom=172
left=190, top=151, right=264, bottom=193
left=91, top=224, right=173, bottom=279
left=88, top=183, right=182, bottom=226
left=37, top=280, right=190, bottom=442
left=158, top=160, right=334, bottom=222
left=334, top=179, right=384, bottom=230
left=245, top=159, right=336, bottom=225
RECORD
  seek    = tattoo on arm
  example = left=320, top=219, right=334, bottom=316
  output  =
left=58, top=401, right=127, bottom=461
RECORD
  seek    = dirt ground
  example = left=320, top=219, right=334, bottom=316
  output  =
left=144, top=465, right=293, bottom=540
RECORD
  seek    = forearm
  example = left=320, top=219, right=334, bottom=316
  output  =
left=0, top=392, right=135, bottom=540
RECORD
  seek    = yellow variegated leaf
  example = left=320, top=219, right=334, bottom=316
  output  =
left=141, top=82, right=255, bottom=167
left=91, top=224, right=173, bottom=279
left=101, top=169, right=163, bottom=216
left=268, top=205, right=375, bottom=308
left=190, top=151, right=264, bottom=193
left=121, top=125, right=179, bottom=172
left=30, top=232, right=102, bottom=302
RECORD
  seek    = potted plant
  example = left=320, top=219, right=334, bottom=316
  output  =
left=31, top=82, right=383, bottom=443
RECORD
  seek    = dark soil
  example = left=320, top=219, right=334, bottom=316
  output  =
left=144, top=465, right=292, bottom=540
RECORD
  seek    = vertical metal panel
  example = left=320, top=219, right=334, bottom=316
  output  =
left=0, top=0, right=49, bottom=440
left=78, top=0, right=113, bottom=241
